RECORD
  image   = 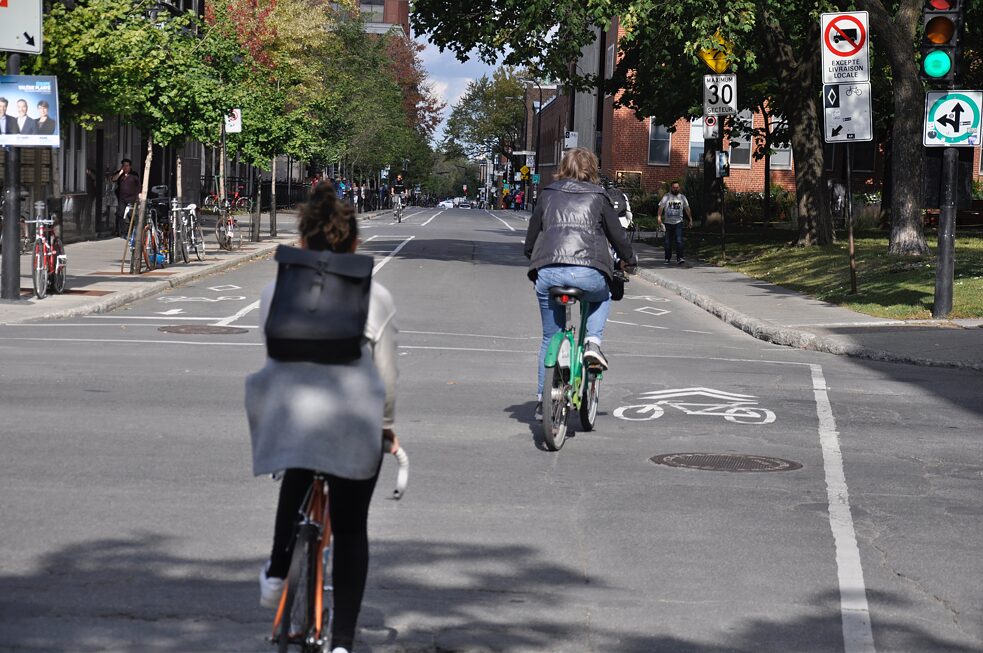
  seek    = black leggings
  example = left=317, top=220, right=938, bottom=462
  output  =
left=268, top=464, right=381, bottom=651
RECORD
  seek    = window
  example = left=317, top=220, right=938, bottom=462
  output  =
left=729, top=110, right=753, bottom=168
left=360, top=1, right=384, bottom=22
left=688, top=118, right=704, bottom=166
left=605, top=44, right=615, bottom=80
left=648, top=119, right=670, bottom=165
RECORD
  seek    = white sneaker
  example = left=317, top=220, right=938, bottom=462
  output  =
left=330, top=648, right=350, bottom=653
left=259, top=562, right=285, bottom=609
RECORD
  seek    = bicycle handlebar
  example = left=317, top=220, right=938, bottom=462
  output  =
left=392, top=446, right=409, bottom=500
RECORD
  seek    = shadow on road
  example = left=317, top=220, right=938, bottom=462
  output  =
left=0, top=533, right=978, bottom=652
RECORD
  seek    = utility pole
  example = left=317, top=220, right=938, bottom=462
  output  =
left=1, top=54, right=21, bottom=301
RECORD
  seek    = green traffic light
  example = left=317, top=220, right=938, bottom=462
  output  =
left=923, top=50, right=952, bottom=78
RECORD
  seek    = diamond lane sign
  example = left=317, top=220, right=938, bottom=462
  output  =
left=823, top=83, right=872, bottom=143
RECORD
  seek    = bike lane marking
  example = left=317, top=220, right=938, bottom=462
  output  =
left=420, top=210, right=445, bottom=227
left=213, top=300, right=260, bottom=326
left=612, top=358, right=874, bottom=652
left=485, top=209, right=516, bottom=232
left=363, top=235, right=416, bottom=275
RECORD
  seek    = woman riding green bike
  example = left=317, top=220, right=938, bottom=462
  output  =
left=523, top=147, right=636, bottom=422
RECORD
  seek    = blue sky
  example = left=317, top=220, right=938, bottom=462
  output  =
left=415, top=37, right=499, bottom=141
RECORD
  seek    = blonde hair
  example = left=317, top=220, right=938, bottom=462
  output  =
left=556, top=147, right=600, bottom=184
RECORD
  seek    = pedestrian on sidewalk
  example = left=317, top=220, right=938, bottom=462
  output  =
left=657, top=180, right=693, bottom=265
left=246, top=182, right=399, bottom=653
left=113, top=159, right=141, bottom=238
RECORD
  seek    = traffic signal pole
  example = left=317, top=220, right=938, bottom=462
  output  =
left=1, top=54, right=21, bottom=301
left=933, top=146, right=957, bottom=318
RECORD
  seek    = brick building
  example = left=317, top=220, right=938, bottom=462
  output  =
left=359, top=0, right=409, bottom=36
left=529, top=16, right=982, bottom=210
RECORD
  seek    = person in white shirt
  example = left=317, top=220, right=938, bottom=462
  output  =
left=657, top=180, right=694, bottom=265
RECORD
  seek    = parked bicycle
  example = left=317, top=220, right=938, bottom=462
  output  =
left=25, top=202, right=67, bottom=299
left=119, top=203, right=165, bottom=274
left=179, top=202, right=207, bottom=261
left=271, top=447, right=409, bottom=653
left=214, top=204, right=242, bottom=251
left=541, top=286, right=606, bottom=451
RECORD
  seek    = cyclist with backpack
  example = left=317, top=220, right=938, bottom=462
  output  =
left=246, top=182, right=399, bottom=653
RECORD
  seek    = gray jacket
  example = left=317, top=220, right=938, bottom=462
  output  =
left=523, top=179, right=635, bottom=281
left=245, top=281, right=397, bottom=479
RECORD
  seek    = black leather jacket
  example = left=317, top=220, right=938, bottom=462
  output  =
left=523, top=179, right=636, bottom=281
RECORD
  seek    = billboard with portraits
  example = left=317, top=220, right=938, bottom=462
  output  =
left=0, top=75, right=60, bottom=147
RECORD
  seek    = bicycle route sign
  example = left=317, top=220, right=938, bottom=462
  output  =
left=821, top=12, right=869, bottom=84
left=923, top=91, right=982, bottom=148
left=0, top=0, right=42, bottom=54
left=823, top=83, right=872, bottom=143
left=703, top=74, right=737, bottom=116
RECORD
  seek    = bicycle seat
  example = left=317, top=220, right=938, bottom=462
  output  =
left=184, top=203, right=197, bottom=211
left=549, top=287, right=586, bottom=304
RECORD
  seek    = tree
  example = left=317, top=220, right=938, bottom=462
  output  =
left=443, top=68, right=526, bottom=160
left=415, top=0, right=839, bottom=245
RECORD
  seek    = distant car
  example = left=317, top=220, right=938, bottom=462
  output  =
left=438, top=199, right=453, bottom=209
left=459, top=201, right=472, bottom=209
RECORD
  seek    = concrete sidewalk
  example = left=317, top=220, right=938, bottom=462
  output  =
left=632, top=238, right=983, bottom=372
left=0, top=208, right=393, bottom=325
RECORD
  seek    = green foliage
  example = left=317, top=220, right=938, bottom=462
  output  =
left=443, top=67, right=526, bottom=158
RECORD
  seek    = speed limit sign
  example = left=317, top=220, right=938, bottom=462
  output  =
left=704, top=74, right=737, bottom=116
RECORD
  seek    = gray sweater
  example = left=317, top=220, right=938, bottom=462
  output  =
left=245, top=280, right=398, bottom=479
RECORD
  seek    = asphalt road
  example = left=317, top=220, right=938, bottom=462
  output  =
left=1, top=206, right=980, bottom=652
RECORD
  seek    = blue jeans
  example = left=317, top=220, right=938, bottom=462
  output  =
left=664, top=222, right=685, bottom=261
left=534, top=265, right=611, bottom=395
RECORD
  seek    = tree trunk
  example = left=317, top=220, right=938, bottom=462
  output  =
left=879, top=126, right=893, bottom=228
left=131, top=135, right=154, bottom=274
left=761, top=11, right=833, bottom=245
left=859, top=0, right=929, bottom=255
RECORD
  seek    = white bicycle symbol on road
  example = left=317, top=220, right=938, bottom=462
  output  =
left=614, top=387, right=777, bottom=425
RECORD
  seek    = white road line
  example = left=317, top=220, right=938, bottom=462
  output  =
left=609, top=319, right=668, bottom=330
left=420, top=210, right=444, bottom=227
left=485, top=209, right=516, bottom=231
left=84, top=315, right=226, bottom=321
left=400, top=345, right=531, bottom=354
left=682, top=329, right=713, bottom=335
left=214, top=300, right=260, bottom=326
left=402, top=329, right=535, bottom=341
left=811, top=364, right=876, bottom=653
left=0, top=337, right=261, bottom=346
left=372, top=236, right=415, bottom=274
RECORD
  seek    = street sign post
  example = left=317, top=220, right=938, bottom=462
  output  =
left=703, top=75, right=737, bottom=116
left=822, top=83, right=873, bottom=143
left=0, top=0, right=42, bottom=55
left=821, top=12, right=870, bottom=84
left=923, top=90, right=981, bottom=147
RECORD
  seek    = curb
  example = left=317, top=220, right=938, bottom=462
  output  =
left=637, top=267, right=983, bottom=373
left=11, top=240, right=285, bottom=325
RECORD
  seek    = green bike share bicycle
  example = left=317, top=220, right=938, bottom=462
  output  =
left=541, top=269, right=630, bottom=451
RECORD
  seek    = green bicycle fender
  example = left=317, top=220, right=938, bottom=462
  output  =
left=543, top=332, right=569, bottom=367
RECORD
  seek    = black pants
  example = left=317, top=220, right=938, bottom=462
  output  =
left=269, top=464, right=381, bottom=650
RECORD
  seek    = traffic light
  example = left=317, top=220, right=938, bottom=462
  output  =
left=919, top=0, right=965, bottom=85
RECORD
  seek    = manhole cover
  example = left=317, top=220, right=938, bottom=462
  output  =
left=158, top=325, right=249, bottom=335
left=649, top=453, right=802, bottom=472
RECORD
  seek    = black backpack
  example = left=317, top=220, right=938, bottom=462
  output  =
left=265, top=245, right=373, bottom=364
left=604, top=187, right=629, bottom=218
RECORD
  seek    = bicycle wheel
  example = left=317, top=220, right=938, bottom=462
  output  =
left=203, top=195, right=216, bottom=212
left=231, top=220, right=243, bottom=250
left=192, top=220, right=206, bottom=261
left=235, top=196, right=249, bottom=212
left=214, top=217, right=228, bottom=250
left=579, top=370, right=601, bottom=431
left=51, top=237, right=67, bottom=294
left=31, top=240, right=47, bottom=299
left=143, top=224, right=157, bottom=271
left=543, top=363, right=571, bottom=451
left=278, top=524, right=319, bottom=653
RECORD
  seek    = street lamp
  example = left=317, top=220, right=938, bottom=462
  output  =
left=520, top=79, right=544, bottom=210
